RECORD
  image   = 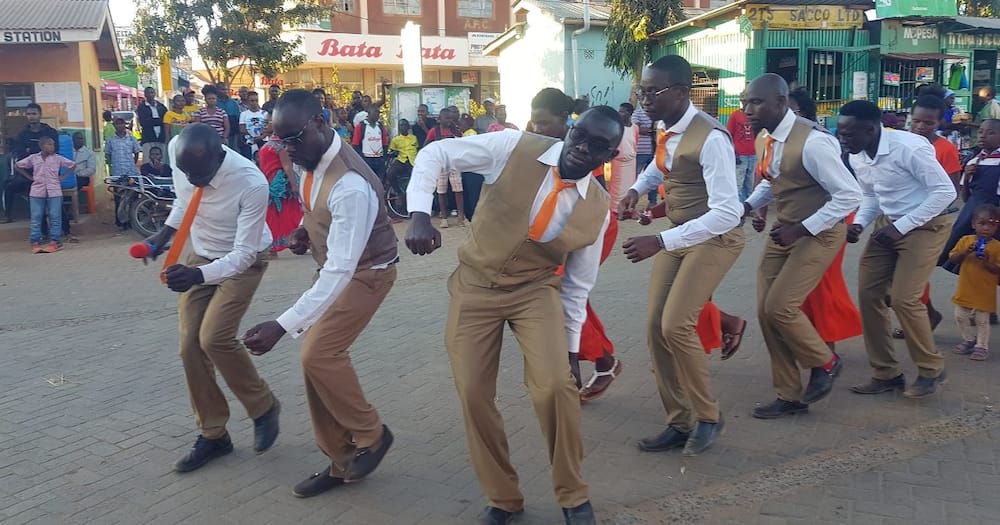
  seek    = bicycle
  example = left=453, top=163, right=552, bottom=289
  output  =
left=383, top=151, right=410, bottom=219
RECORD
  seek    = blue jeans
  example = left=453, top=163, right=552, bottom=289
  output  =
left=736, top=155, right=757, bottom=202
left=30, top=196, right=62, bottom=244
left=636, top=153, right=656, bottom=203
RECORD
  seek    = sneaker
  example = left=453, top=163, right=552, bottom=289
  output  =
left=439, top=218, right=449, bottom=229
left=970, top=346, right=989, bottom=361
left=47, top=241, right=61, bottom=252
left=31, top=243, right=44, bottom=254
left=954, top=340, right=976, bottom=355
left=174, top=434, right=234, bottom=473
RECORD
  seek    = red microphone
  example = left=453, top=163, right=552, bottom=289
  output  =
left=129, top=241, right=155, bottom=258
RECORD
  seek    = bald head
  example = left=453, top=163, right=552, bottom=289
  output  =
left=175, top=123, right=226, bottom=187
left=742, top=74, right=791, bottom=133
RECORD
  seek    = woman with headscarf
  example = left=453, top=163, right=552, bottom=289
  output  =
left=256, top=135, right=303, bottom=253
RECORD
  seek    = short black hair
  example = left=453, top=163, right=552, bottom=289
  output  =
left=148, top=146, right=163, bottom=154
left=649, top=55, right=693, bottom=86
left=270, top=84, right=281, bottom=89
left=619, top=102, right=634, bottom=112
left=789, top=87, right=818, bottom=122
left=586, top=105, right=626, bottom=126
left=275, top=88, right=323, bottom=117
left=103, top=110, right=112, bottom=121
left=917, top=83, right=947, bottom=99
left=839, top=100, right=882, bottom=124
left=399, top=118, right=409, bottom=126
left=38, top=136, right=55, bottom=145
left=418, top=103, right=428, bottom=109
left=201, top=85, right=218, bottom=97
left=26, top=103, right=41, bottom=113
left=531, top=87, right=574, bottom=116
left=914, top=95, right=946, bottom=118
left=312, top=88, right=326, bottom=95
left=982, top=119, right=1000, bottom=131
left=72, top=131, right=85, bottom=139
left=973, top=204, right=999, bottom=220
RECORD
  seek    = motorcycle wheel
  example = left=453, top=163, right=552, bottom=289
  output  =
left=130, top=196, right=165, bottom=238
left=115, top=191, right=134, bottom=226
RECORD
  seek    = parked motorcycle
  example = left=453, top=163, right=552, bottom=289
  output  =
left=105, top=174, right=175, bottom=238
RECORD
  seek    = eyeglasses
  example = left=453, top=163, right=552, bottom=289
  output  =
left=567, top=125, right=614, bottom=152
left=634, top=85, right=687, bottom=101
left=278, top=116, right=318, bottom=145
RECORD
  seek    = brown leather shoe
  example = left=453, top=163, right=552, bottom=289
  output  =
left=580, top=359, right=622, bottom=403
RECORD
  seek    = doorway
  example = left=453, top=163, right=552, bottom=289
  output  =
left=767, top=49, right=799, bottom=85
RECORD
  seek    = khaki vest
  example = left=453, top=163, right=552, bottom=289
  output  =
left=302, top=140, right=398, bottom=271
left=457, top=133, right=610, bottom=289
left=756, top=117, right=831, bottom=225
left=663, top=112, right=730, bottom=225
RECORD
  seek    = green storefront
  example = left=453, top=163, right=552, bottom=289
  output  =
left=650, top=0, right=874, bottom=126
left=940, top=17, right=1000, bottom=116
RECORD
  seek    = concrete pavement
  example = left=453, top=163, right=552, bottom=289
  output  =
left=1, top=218, right=999, bottom=524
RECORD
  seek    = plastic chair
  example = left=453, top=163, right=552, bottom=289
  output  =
left=78, top=177, right=96, bottom=216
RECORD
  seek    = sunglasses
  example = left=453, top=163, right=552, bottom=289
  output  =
left=567, top=126, right=614, bottom=152
left=278, top=115, right=319, bottom=145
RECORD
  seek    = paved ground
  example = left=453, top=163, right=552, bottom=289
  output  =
left=2, top=216, right=1000, bottom=525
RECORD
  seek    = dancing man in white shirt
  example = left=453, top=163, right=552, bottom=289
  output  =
left=243, top=90, right=398, bottom=498
left=142, top=123, right=280, bottom=473
left=404, top=107, right=624, bottom=525
left=617, top=56, right=744, bottom=457
left=740, top=74, right=863, bottom=418
left=838, top=100, right=956, bottom=399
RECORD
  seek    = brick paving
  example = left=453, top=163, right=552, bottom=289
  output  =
left=1, top=218, right=999, bottom=525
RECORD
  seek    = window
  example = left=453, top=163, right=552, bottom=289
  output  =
left=383, top=0, right=420, bottom=15
left=339, top=0, right=355, bottom=12
left=458, top=0, right=492, bottom=18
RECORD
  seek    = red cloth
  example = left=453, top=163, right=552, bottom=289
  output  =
left=258, top=142, right=303, bottom=253
left=697, top=300, right=723, bottom=353
left=921, top=283, right=931, bottom=305
left=575, top=215, right=618, bottom=363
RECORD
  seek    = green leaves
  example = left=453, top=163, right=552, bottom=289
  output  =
left=604, top=0, right=686, bottom=84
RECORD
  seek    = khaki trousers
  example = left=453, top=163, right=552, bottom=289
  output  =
left=758, top=223, right=844, bottom=401
left=178, top=253, right=273, bottom=439
left=859, top=215, right=949, bottom=380
left=446, top=265, right=587, bottom=512
left=301, top=265, right=395, bottom=474
left=647, top=227, right=744, bottom=430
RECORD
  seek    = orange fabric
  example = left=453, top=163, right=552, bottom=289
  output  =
left=921, top=283, right=931, bottom=305
left=302, top=170, right=314, bottom=211
left=697, top=300, right=723, bottom=354
left=160, top=186, right=204, bottom=284
left=654, top=130, right=676, bottom=175
left=528, top=167, right=577, bottom=241
left=799, top=244, right=863, bottom=343
left=755, top=136, right=776, bottom=181
left=932, top=137, right=963, bottom=176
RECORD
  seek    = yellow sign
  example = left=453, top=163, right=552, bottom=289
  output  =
left=744, top=5, right=864, bottom=30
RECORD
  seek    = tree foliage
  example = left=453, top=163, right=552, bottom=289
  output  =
left=960, top=0, right=1000, bottom=16
left=604, top=0, right=686, bottom=87
left=129, top=0, right=329, bottom=86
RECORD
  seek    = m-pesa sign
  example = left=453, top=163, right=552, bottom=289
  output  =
left=300, top=32, right=470, bottom=66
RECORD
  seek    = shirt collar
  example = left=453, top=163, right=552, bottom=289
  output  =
left=537, top=141, right=591, bottom=198
left=875, top=126, right=892, bottom=157
left=767, top=109, right=797, bottom=142
left=659, top=102, right=699, bottom=134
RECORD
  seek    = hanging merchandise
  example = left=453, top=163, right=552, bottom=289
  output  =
left=949, top=62, right=967, bottom=90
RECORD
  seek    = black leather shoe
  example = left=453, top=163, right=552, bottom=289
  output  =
left=345, top=425, right=394, bottom=481
left=480, top=506, right=523, bottom=525
left=174, top=434, right=233, bottom=473
left=682, top=416, right=724, bottom=456
left=903, top=372, right=947, bottom=399
left=562, top=500, right=596, bottom=525
left=637, top=426, right=689, bottom=452
left=850, top=374, right=905, bottom=395
left=802, top=355, right=842, bottom=404
left=253, top=396, right=281, bottom=454
left=752, top=398, right=809, bottom=419
left=292, top=466, right=345, bottom=498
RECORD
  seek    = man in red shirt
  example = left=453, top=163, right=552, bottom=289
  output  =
left=726, top=108, right=757, bottom=201
left=424, top=107, right=465, bottom=227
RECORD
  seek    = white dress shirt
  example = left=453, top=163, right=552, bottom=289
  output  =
left=745, top=109, right=862, bottom=234
left=276, top=136, right=390, bottom=337
left=409, top=129, right=610, bottom=354
left=166, top=140, right=273, bottom=285
left=850, top=128, right=956, bottom=234
left=630, top=102, right=743, bottom=251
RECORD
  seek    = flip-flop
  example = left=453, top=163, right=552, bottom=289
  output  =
left=720, top=318, right=748, bottom=360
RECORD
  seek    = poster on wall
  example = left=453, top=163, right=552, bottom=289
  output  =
left=422, top=87, right=447, bottom=114
left=852, top=71, right=868, bottom=99
left=396, top=90, right=421, bottom=122
left=883, top=72, right=901, bottom=86
left=875, top=0, right=957, bottom=18
left=915, top=67, right=935, bottom=82
left=446, top=88, right=471, bottom=114
left=35, top=81, right=84, bottom=124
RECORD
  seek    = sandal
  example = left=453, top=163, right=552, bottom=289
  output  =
left=954, top=340, right=976, bottom=355
left=970, top=346, right=989, bottom=361
left=580, top=359, right=623, bottom=403
left=720, top=318, right=748, bottom=360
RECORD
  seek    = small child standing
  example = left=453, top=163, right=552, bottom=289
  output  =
left=14, top=136, right=75, bottom=253
left=948, top=204, right=1000, bottom=360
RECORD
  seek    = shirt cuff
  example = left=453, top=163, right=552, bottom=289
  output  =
left=892, top=216, right=919, bottom=236
left=408, top=192, right=434, bottom=216
left=567, top=333, right=580, bottom=354
left=199, top=263, right=223, bottom=286
left=800, top=215, right=826, bottom=236
left=276, top=310, right=307, bottom=339
left=659, top=231, right=679, bottom=252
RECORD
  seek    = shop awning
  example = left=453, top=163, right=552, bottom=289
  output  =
left=884, top=52, right=966, bottom=60
left=0, top=0, right=122, bottom=71
left=949, top=16, right=1000, bottom=30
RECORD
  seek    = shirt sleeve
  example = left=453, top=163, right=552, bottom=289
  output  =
left=277, top=175, right=378, bottom=336
left=352, top=124, right=362, bottom=146
left=893, top=141, right=958, bottom=235
left=60, top=157, right=76, bottom=170
left=630, top=157, right=664, bottom=195
left=407, top=130, right=521, bottom=216
left=939, top=143, right=963, bottom=175
left=15, top=156, right=31, bottom=169
left=745, top=178, right=774, bottom=210
left=950, top=235, right=972, bottom=258
left=131, top=137, right=141, bottom=154
left=198, top=183, right=269, bottom=285
left=561, top=212, right=610, bottom=354
left=851, top=157, right=879, bottom=229
left=798, top=132, right=863, bottom=235
left=659, top=130, right=743, bottom=251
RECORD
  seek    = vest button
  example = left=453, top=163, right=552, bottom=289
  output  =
left=511, top=256, right=518, bottom=261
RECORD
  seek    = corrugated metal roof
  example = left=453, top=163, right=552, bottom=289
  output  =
left=516, top=0, right=613, bottom=22
left=951, top=16, right=1000, bottom=30
left=651, top=0, right=875, bottom=39
left=0, top=0, right=108, bottom=31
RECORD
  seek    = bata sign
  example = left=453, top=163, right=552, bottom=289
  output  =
left=302, top=32, right=470, bottom=66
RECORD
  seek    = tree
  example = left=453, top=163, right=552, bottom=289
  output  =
left=129, top=0, right=329, bottom=86
left=960, top=0, right=999, bottom=16
left=604, top=0, right=686, bottom=91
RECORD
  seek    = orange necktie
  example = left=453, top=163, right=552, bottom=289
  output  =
left=756, top=136, right=776, bottom=181
left=528, top=167, right=577, bottom=241
left=655, top=130, right=677, bottom=175
left=160, top=186, right=204, bottom=284
left=302, top=170, right=314, bottom=211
